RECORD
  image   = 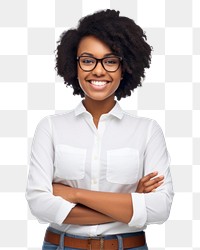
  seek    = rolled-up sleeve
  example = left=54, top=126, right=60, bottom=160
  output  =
left=129, top=120, right=174, bottom=227
left=25, top=116, right=75, bottom=225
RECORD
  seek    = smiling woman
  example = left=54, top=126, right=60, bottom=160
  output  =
left=26, top=9, right=174, bottom=250
left=76, top=36, right=123, bottom=110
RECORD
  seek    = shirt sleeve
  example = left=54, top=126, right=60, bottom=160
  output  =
left=25, top=116, right=76, bottom=225
left=128, top=120, right=174, bottom=227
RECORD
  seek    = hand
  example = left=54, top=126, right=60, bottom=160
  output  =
left=52, top=183, right=78, bottom=203
left=136, top=172, right=164, bottom=193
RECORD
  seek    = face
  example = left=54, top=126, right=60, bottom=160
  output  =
left=77, top=36, right=122, bottom=102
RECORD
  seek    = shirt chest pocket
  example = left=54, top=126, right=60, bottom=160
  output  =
left=107, top=148, right=139, bottom=185
left=54, top=145, right=86, bottom=180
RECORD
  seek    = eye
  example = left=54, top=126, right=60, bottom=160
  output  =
left=80, top=57, right=95, bottom=65
left=104, top=57, right=119, bottom=65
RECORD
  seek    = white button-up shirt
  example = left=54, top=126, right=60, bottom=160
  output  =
left=26, top=101, right=174, bottom=236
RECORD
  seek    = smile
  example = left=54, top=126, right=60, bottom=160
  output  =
left=88, top=80, right=109, bottom=86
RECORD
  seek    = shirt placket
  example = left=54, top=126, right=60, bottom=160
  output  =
left=90, top=117, right=106, bottom=190
left=89, top=116, right=107, bottom=236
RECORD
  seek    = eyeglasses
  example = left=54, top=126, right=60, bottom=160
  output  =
left=77, top=56, right=122, bottom=72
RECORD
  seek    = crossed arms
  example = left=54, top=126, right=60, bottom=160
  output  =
left=53, top=172, right=164, bottom=225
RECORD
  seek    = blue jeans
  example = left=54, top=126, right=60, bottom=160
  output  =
left=42, top=227, right=148, bottom=250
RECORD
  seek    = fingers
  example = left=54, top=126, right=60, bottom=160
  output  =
left=143, top=180, right=164, bottom=193
left=140, top=171, right=158, bottom=183
left=143, top=175, right=164, bottom=187
left=138, top=172, right=164, bottom=193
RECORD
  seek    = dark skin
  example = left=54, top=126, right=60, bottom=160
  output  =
left=53, top=36, right=164, bottom=225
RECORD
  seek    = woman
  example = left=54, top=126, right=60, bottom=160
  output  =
left=26, top=9, right=174, bottom=250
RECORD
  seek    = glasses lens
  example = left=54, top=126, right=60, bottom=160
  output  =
left=79, top=57, right=96, bottom=71
left=103, top=57, right=121, bottom=72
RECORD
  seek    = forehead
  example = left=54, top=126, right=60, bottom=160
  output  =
left=77, top=35, right=112, bottom=56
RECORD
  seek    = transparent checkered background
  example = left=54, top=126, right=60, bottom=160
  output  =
left=0, top=0, right=199, bottom=249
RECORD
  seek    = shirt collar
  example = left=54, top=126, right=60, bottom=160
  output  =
left=74, top=101, right=124, bottom=120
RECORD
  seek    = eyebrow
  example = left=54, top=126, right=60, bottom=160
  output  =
left=79, top=52, right=117, bottom=57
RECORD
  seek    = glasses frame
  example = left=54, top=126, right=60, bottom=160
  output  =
left=77, top=55, right=122, bottom=72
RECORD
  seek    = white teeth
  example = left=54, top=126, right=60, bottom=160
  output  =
left=90, top=81, right=107, bottom=86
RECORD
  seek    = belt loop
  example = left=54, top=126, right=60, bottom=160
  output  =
left=56, top=232, right=65, bottom=250
left=87, top=238, right=92, bottom=250
left=100, top=237, right=104, bottom=250
left=116, top=235, right=123, bottom=250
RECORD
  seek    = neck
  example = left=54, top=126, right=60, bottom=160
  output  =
left=82, top=96, right=116, bottom=120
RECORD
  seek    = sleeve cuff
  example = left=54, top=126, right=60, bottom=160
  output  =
left=38, top=196, right=76, bottom=225
left=54, top=197, right=76, bottom=225
left=128, top=193, right=147, bottom=228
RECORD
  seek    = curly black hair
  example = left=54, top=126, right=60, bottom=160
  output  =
left=56, top=9, right=152, bottom=100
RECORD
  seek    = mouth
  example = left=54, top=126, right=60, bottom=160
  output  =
left=88, top=80, right=110, bottom=86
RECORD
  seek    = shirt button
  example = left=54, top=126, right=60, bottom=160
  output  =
left=94, top=155, right=98, bottom=160
left=91, top=179, right=97, bottom=184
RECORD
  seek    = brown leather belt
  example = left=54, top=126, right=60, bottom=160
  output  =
left=44, top=230, right=146, bottom=250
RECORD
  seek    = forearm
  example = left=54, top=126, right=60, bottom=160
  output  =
left=76, top=189, right=133, bottom=224
left=53, top=183, right=133, bottom=224
left=63, top=204, right=115, bottom=225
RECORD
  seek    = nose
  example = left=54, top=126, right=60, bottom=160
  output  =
left=92, top=61, right=106, bottom=76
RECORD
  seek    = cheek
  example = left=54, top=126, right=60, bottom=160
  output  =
left=77, top=68, right=87, bottom=82
left=114, top=68, right=122, bottom=81
left=77, top=73, right=87, bottom=93
left=114, top=72, right=123, bottom=85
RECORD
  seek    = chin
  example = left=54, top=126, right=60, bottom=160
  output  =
left=84, top=94, right=113, bottom=103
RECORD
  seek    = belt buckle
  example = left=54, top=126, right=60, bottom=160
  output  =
left=87, top=237, right=104, bottom=250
